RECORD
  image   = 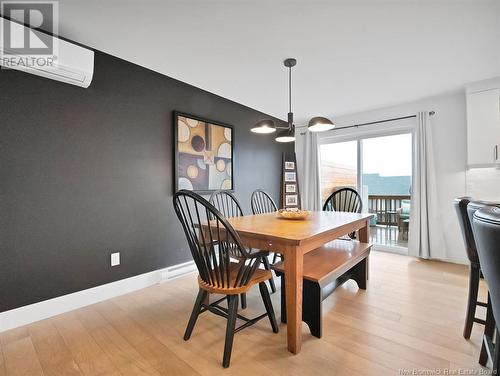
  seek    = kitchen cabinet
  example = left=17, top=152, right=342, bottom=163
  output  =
left=466, top=88, right=500, bottom=167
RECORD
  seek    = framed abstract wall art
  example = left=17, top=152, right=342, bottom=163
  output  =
left=174, top=112, right=234, bottom=193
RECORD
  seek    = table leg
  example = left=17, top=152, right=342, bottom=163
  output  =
left=358, top=219, right=369, bottom=243
left=358, top=220, right=370, bottom=279
left=284, top=246, right=304, bottom=354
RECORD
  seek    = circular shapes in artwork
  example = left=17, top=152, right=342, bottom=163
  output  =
left=221, top=179, right=232, bottom=190
left=191, top=135, right=205, bottom=152
left=178, top=122, right=190, bottom=142
left=224, top=128, right=232, bottom=141
left=185, top=118, right=199, bottom=127
left=196, top=158, right=207, bottom=170
left=217, top=142, right=231, bottom=158
left=178, top=177, right=193, bottom=190
left=216, top=159, right=226, bottom=172
left=187, top=165, right=199, bottom=179
left=226, top=162, right=232, bottom=177
left=203, top=154, right=215, bottom=166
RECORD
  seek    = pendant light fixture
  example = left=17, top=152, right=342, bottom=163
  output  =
left=251, top=119, right=276, bottom=134
left=250, top=58, right=335, bottom=142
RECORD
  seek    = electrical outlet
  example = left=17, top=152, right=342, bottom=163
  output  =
left=111, top=252, right=120, bottom=267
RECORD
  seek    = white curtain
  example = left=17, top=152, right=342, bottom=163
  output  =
left=296, top=131, right=322, bottom=210
left=408, top=112, right=446, bottom=259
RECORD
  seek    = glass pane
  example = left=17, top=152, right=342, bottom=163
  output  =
left=319, top=140, right=358, bottom=202
left=362, top=134, right=412, bottom=195
left=362, top=133, right=412, bottom=248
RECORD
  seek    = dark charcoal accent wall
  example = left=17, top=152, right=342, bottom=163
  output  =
left=0, top=51, right=291, bottom=312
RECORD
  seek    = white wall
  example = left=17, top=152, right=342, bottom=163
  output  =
left=467, top=168, right=500, bottom=200
left=297, top=91, right=469, bottom=263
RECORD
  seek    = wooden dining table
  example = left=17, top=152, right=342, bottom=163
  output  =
left=223, top=210, right=373, bottom=354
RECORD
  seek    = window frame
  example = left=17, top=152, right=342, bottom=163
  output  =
left=318, top=122, right=415, bottom=204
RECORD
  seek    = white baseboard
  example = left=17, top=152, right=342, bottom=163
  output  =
left=0, top=260, right=196, bottom=333
left=431, top=256, right=468, bottom=266
left=372, top=245, right=468, bottom=265
left=373, top=244, right=409, bottom=255
left=372, top=244, right=469, bottom=265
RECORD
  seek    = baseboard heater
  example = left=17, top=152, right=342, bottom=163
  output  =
left=162, top=260, right=197, bottom=282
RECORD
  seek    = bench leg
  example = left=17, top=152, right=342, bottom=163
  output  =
left=351, top=257, right=368, bottom=290
left=302, top=280, right=322, bottom=338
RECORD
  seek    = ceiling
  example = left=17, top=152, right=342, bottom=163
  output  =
left=41, top=1, right=500, bottom=123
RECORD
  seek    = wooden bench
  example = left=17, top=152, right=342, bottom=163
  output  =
left=272, top=240, right=371, bottom=338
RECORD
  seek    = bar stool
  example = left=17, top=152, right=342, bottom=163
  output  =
left=454, top=197, right=487, bottom=338
left=472, top=206, right=500, bottom=372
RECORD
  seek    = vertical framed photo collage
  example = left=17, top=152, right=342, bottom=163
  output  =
left=280, top=152, right=301, bottom=209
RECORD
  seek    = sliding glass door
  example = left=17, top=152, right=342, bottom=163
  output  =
left=362, top=134, right=412, bottom=249
left=320, top=132, right=413, bottom=251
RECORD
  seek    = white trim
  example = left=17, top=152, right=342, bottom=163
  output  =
left=0, top=260, right=196, bottom=333
left=432, top=256, right=468, bottom=266
left=465, top=76, right=500, bottom=94
left=372, top=247, right=467, bottom=265
left=373, top=244, right=409, bottom=255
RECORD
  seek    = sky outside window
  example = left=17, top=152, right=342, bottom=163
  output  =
left=362, top=134, right=412, bottom=177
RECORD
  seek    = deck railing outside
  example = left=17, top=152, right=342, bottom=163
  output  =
left=368, top=194, right=411, bottom=226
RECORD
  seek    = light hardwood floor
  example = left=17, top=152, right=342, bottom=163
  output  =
left=0, top=251, right=490, bottom=375
left=370, top=225, right=408, bottom=248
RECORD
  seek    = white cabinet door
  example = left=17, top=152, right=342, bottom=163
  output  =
left=466, top=89, right=500, bottom=167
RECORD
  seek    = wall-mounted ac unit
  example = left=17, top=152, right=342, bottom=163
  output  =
left=0, top=17, right=94, bottom=88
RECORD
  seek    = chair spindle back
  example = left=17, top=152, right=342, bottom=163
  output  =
left=173, top=190, right=262, bottom=289
left=209, top=190, right=244, bottom=218
left=251, top=189, right=278, bottom=215
left=323, top=187, right=363, bottom=213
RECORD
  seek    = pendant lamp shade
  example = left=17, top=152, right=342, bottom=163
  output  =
left=308, top=117, right=335, bottom=132
left=275, top=128, right=295, bottom=143
left=250, top=119, right=276, bottom=134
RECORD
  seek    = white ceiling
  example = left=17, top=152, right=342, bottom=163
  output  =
left=54, top=1, right=500, bottom=122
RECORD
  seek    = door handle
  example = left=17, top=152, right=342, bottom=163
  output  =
left=495, top=145, right=499, bottom=162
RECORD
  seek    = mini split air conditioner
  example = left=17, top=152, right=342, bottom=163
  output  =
left=0, top=17, right=94, bottom=88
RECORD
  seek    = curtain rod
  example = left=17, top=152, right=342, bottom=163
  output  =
left=332, top=111, right=435, bottom=132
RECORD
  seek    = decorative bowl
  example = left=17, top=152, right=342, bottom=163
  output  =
left=277, top=209, right=311, bottom=220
